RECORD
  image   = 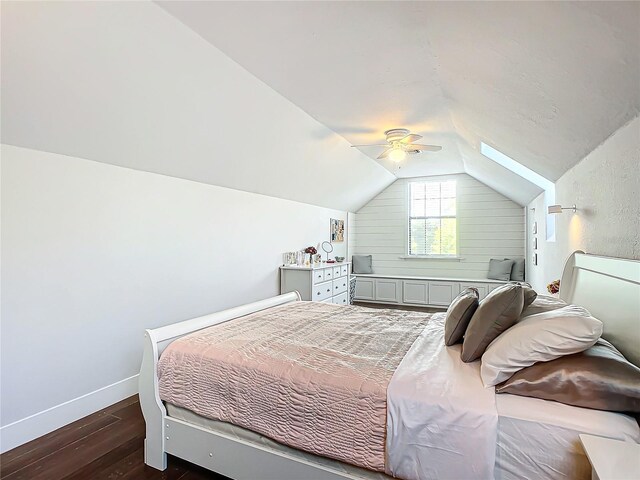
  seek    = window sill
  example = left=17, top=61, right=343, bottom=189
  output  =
left=399, top=255, right=464, bottom=261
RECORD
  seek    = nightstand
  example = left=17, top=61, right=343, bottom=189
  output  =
left=579, top=434, right=640, bottom=480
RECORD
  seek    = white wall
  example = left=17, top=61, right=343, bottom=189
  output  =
left=526, top=116, right=640, bottom=292
left=351, top=174, right=525, bottom=279
left=0, top=145, right=348, bottom=450
left=1, top=1, right=394, bottom=213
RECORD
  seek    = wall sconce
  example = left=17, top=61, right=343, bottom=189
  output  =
left=548, top=204, right=576, bottom=214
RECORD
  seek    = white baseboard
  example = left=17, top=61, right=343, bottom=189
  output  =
left=0, top=374, right=139, bottom=454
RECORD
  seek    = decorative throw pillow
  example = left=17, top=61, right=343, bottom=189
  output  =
left=509, top=281, right=537, bottom=308
left=487, top=259, right=515, bottom=281
left=444, top=288, right=480, bottom=346
left=352, top=255, right=373, bottom=274
left=506, top=258, right=525, bottom=282
left=496, top=338, right=640, bottom=413
left=461, top=283, right=524, bottom=363
left=480, top=304, right=603, bottom=386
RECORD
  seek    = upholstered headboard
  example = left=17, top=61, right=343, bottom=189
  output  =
left=560, top=251, right=640, bottom=366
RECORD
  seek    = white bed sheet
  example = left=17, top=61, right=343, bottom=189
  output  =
left=495, top=393, right=640, bottom=480
left=386, top=313, right=497, bottom=480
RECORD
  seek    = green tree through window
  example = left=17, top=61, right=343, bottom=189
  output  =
left=409, top=181, right=457, bottom=256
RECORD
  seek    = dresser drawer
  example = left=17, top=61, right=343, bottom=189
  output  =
left=333, top=277, right=348, bottom=295
left=324, top=268, right=334, bottom=280
left=340, top=265, right=349, bottom=277
left=333, top=292, right=348, bottom=305
left=312, top=269, right=325, bottom=284
left=312, top=281, right=333, bottom=301
left=333, top=266, right=342, bottom=278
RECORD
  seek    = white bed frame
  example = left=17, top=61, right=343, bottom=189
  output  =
left=559, top=251, right=640, bottom=366
left=139, top=251, right=640, bottom=479
left=139, top=291, right=364, bottom=480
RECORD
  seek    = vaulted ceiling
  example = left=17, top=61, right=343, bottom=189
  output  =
left=2, top=1, right=638, bottom=209
left=158, top=0, right=640, bottom=204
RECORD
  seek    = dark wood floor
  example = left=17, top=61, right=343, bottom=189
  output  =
left=0, top=395, right=227, bottom=480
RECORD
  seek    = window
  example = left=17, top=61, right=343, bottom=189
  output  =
left=408, top=180, right=457, bottom=256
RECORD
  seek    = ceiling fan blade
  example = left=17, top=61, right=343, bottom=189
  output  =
left=399, top=134, right=422, bottom=144
left=407, top=144, right=442, bottom=152
left=351, top=144, right=391, bottom=148
left=377, top=148, right=393, bottom=159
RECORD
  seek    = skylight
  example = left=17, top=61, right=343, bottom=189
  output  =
left=480, top=142, right=556, bottom=241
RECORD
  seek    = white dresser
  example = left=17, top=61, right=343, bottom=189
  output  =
left=280, top=263, right=351, bottom=305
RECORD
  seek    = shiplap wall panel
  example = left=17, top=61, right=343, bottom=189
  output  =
left=351, top=174, right=525, bottom=279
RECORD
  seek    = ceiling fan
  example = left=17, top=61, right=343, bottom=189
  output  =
left=351, top=128, right=442, bottom=162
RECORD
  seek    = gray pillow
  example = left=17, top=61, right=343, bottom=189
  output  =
left=487, top=258, right=515, bottom=281
left=444, top=288, right=480, bottom=346
left=461, top=283, right=525, bottom=362
left=352, top=255, right=373, bottom=274
left=506, top=257, right=525, bottom=282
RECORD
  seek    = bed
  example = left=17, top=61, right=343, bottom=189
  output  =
left=139, top=251, right=640, bottom=479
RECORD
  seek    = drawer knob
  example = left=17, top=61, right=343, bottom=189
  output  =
left=317, top=292, right=321, bottom=296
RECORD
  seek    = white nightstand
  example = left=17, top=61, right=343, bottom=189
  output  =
left=579, top=434, right=640, bottom=480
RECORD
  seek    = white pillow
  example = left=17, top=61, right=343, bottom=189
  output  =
left=480, top=304, right=603, bottom=387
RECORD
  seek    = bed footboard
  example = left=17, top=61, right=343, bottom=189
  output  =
left=138, top=292, right=301, bottom=471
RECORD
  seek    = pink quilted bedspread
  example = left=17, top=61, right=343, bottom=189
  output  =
left=158, top=301, right=431, bottom=471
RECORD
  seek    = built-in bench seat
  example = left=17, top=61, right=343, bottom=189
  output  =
left=353, top=273, right=508, bottom=308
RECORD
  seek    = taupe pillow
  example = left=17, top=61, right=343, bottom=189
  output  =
left=510, top=281, right=537, bottom=308
left=461, top=283, right=524, bottom=362
left=444, top=288, right=480, bottom=346
left=487, top=259, right=515, bottom=281
left=352, top=255, right=373, bottom=274
left=496, top=339, right=640, bottom=413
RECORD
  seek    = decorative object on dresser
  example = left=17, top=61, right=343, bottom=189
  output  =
left=304, top=246, right=317, bottom=265
left=321, top=241, right=333, bottom=261
left=280, top=262, right=351, bottom=305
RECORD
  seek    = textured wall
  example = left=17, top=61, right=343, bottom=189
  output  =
left=351, top=174, right=525, bottom=279
left=527, top=116, right=640, bottom=292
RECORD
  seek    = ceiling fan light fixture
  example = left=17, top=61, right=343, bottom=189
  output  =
left=389, top=147, right=407, bottom=163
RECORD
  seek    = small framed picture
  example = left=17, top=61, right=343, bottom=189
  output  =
left=533, top=253, right=538, bottom=266
left=533, top=237, right=538, bottom=250
left=532, top=222, right=537, bottom=234
left=330, top=218, right=344, bottom=243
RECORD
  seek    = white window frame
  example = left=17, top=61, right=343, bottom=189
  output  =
left=405, top=180, right=459, bottom=258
